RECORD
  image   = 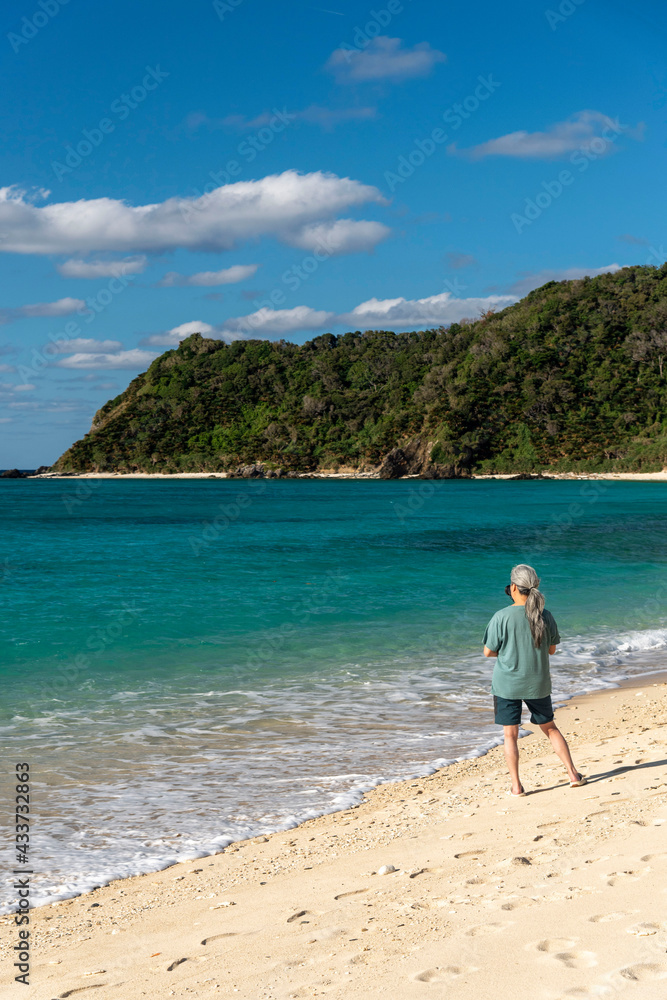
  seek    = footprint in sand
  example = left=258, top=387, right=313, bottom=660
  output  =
left=556, top=990, right=612, bottom=998
left=625, top=922, right=661, bottom=937
left=166, top=958, right=188, bottom=972
left=415, top=969, right=441, bottom=983
left=59, top=989, right=106, bottom=998
left=334, top=889, right=368, bottom=900
left=589, top=911, right=631, bottom=922
left=534, top=938, right=577, bottom=954
left=606, top=874, right=639, bottom=887
left=201, top=933, right=239, bottom=945
left=454, top=850, right=486, bottom=859
left=414, top=966, right=477, bottom=982
left=553, top=951, right=598, bottom=969
left=287, top=910, right=310, bottom=923
left=501, top=898, right=536, bottom=911
left=466, top=922, right=509, bottom=936
left=618, top=963, right=667, bottom=981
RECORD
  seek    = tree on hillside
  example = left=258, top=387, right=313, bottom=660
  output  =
left=626, top=302, right=667, bottom=377
left=50, top=264, right=667, bottom=475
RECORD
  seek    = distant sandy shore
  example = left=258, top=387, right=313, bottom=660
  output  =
left=27, top=470, right=667, bottom=481
left=3, top=676, right=666, bottom=1000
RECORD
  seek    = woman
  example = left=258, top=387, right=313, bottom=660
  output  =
left=483, top=563, right=586, bottom=796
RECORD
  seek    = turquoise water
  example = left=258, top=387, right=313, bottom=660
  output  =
left=2, top=478, right=667, bottom=909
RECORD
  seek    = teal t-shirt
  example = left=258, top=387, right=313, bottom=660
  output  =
left=483, top=605, right=560, bottom=700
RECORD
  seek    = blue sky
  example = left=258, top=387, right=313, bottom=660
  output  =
left=1, top=0, right=666, bottom=467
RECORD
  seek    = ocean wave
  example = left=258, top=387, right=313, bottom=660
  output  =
left=1, top=622, right=666, bottom=914
left=561, top=627, right=667, bottom=661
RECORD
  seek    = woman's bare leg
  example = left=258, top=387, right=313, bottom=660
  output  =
left=539, top=721, right=582, bottom=782
left=503, top=725, right=524, bottom=794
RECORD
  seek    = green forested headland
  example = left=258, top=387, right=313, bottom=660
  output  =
left=53, top=264, right=667, bottom=476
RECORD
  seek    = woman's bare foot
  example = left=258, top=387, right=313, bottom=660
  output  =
left=508, top=785, right=526, bottom=797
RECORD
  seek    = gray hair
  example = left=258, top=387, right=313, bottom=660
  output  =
left=511, top=563, right=546, bottom=648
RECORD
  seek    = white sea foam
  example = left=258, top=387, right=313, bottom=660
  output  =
left=1, top=622, right=665, bottom=914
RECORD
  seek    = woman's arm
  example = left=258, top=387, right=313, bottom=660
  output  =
left=483, top=646, right=498, bottom=658
left=548, top=644, right=556, bottom=654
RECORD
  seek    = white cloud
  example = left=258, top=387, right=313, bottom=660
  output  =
left=21, top=297, right=84, bottom=318
left=7, top=398, right=84, bottom=412
left=179, top=292, right=516, bottom=343
left=56, top=256, right=148, bottom=279
left=222, top=305, right=335, bottom=338
left=51, top=338, right=124, bottom=354
left=450, top=110, right=627, bottom=160
left=509, top=264, right=621, bottom=297
left=0, top=171, right=387, bottom=256
left=142, top=290, right=524, bottom=352
left=284, top=219, right=390, bottom=254
left=158, top=264, right=258, bottom=287
left=0, top=381, right=35, bottom=393
left=326, top=37, right=445, bottom=84
left=0, top=297, right=85, bottom=325
left=147, top=308, right=335, bottom=347
left=189, top=106, right=377, bottom=131
left=0, top=363, right=16, bottom=373
left=145, top=321, right=216, bottom=347
left=339, top=291, right=517, bottom=328
left=56, top=349, right=158, bottom=370
left=0, top=185, right=50, bottom=204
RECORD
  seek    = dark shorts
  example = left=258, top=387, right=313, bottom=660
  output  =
left=493, top=694, right=554, bottom=726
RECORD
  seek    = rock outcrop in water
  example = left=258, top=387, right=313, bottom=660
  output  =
left=51, top=265, right=667, bottom=476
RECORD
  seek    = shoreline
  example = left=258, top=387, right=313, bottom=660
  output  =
left=17, top=469, right=667, bottom=481
left=4, top=672, right=667, bottom=999
left=2, top=661, right=665, bottom=920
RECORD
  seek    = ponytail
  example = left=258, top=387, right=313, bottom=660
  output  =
left=511, top=563, right=546, bottom=648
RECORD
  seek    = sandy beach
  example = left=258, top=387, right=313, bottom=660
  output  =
left=3, top=676, right=666, bottom=1000
left=25, top=470, right=667, bottom=481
